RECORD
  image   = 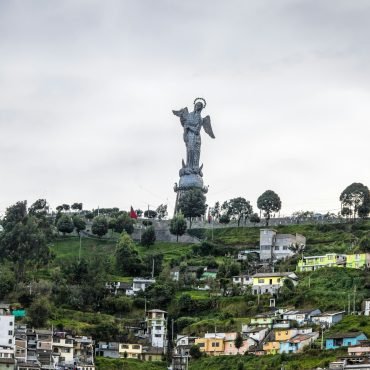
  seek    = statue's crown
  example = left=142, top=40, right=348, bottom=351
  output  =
left=194, top=97, right=206, bottom=108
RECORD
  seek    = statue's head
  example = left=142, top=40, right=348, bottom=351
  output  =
left=194, top=102, right=203, bottom=112
left=194, top=97, right=206, bottom=112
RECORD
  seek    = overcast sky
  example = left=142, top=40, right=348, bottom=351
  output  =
left=0, top=0, right=369, bottom=216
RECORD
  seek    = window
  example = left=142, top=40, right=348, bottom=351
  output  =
left=274, top=246, right=280, bottom=250
left=155, top=326, right=162, bottom=330
left=8, top=339, right=12, bottom=344
left=155, top=334, right=161, bottom=338
left=8, top=330, right=12, bottom=335
left=132, top=345, right=140, bottom=350
left=9, top=322, right=13, bottom=326
left=211, top=342, right=220, bottom=347
left=258, top=279, right=264, bottom=283
left=198, top=343, right=205, bottom=347
left=283, top=246, right=288, bottom=250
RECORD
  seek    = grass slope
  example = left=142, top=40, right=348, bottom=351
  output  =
left=188, top=349, right=345, bottom=370
left=95, top=358, right=166, bottom=370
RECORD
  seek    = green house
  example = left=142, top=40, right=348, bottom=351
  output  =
left=346, top=253, right=370, bottom=269
left=11, top=309, right=26, bottom=317
left=296, top=253, right=346, bottom=272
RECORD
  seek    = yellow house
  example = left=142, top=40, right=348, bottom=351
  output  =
left=274, top=329, right=298, bottom=341
left=263, top=341, right=280, bottom=355
left=346, top=253, right=370, bottom=269
left=195, top=337, right=225, bottom=356
left=252, top=272, right=298, bottom=295
left=118, top=343, right=142, bottom=359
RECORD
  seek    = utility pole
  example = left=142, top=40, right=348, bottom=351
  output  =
left=79, top=233, right=82, bottom=263
left=308, top=276, right=311, bottom=289
left=321, top=326, right=324, bottom=350
left=171, top=319, right=174, bottom=346
left=353, top=285, right=357, bottom=313
left=151, top=258, right=155, bottom=279
left=348, top=293, right=351, bottom=314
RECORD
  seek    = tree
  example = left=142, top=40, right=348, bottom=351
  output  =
left=359, top=234, right=370, bottom=253
left=250, top=213, right=261, bottom=226
left=71, top=202, right=83, bottom=212
left=156, top=204, right=168, bottom=220
left=108, top=218, right=117, bottom=235
left=210, top=201, right=221, bottom=221
left=57, top=215, right=74, bottom=236
left=56, top=205, right=64, bottom=213
left=177, top=188, right=207, bottom=228
left=340, top=183, right=370, bottom=220
left=234, top=332, right=243, bottom=354
left=222, top=197, right=253, bottom=227
left=257, top=190, right=282, bottom=226
left=28, top=199, right=48, bottom=216
left=189, top=344, right=202, bottom=359
left=91, top=216, right=108, bottom=238
left=62, top=204, right=70, bottom=212
left=0, top=201, right=52, bottom=280
left=141, top=226, right=156, bottom=247
left=114, top=213, right=134, bottom=235
left=0, top=266, right=15, bottom=299
left=341, top=207, right=353, bottom=221
left=170, top=213, right=187, bottom=242
left=136, top=209, right=143, bottom=217
left=28, top=297, right=53, bottom=328
left=219, top=214, right=230, bottom=224
left=73, top=216, right=86, bottom=235
left=144, top=209, right=157, bottom=218
left=115, top=233, right=143, bottom=276
left=85, top=212, right=94, bottom=220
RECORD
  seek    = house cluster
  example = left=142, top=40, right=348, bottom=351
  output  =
left=96, top=309, right=167, bottom=363
left=105, top=277, right=155, bottom=296
left=0, top=307, right=94, bottom=370
left=297, top=252, right=370, bottom=272
left=170, top=307, right=347, bottom=369
left=328, top=339, right=370, bottom=369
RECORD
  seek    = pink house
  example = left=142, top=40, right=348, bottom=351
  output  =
left=223, top=333, right=256, bottom=355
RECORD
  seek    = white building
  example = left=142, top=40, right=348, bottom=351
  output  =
left=311, top=311, right=345, bottom=328
left=363, top=299, right=370, bottom=316
left=146, top=309, right=167, bottom=349
left=241, top=326, right=269, bottom=342
left=130, top=278, right=156, bottom=295
left=52, top=333, right=74, bottom=365
left=282, top=309, right=321, bottom=325
left=260, top=229, right=306, bottom=262
left=0, top=314, right=15, bottom=348
left=232, top=275, right=253, bottom=288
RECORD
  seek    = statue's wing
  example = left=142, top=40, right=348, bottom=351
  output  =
left=202, top=115, right=215, bottom=138
left=172, top=107, right=188, bottom=127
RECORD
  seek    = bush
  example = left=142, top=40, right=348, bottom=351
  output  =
left=187, top=228, right=206, bottom=240
left=142, top=220, right=152, bottom=226
left=141, top=226, right=156, bottom=247
left=192, top=241, right=228, bottom=257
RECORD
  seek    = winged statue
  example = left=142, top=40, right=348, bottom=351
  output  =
left=172, top=98, right=215, bottom=175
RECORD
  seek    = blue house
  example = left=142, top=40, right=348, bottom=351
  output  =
left=325, top=332, right=367, bottom=349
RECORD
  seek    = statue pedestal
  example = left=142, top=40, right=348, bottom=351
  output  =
left=179, top=173, right=204, bottom=189
left=174, top=172, right=208, bottom=214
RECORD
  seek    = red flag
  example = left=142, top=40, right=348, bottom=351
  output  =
left=130, top=206, right=138, bottom=219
